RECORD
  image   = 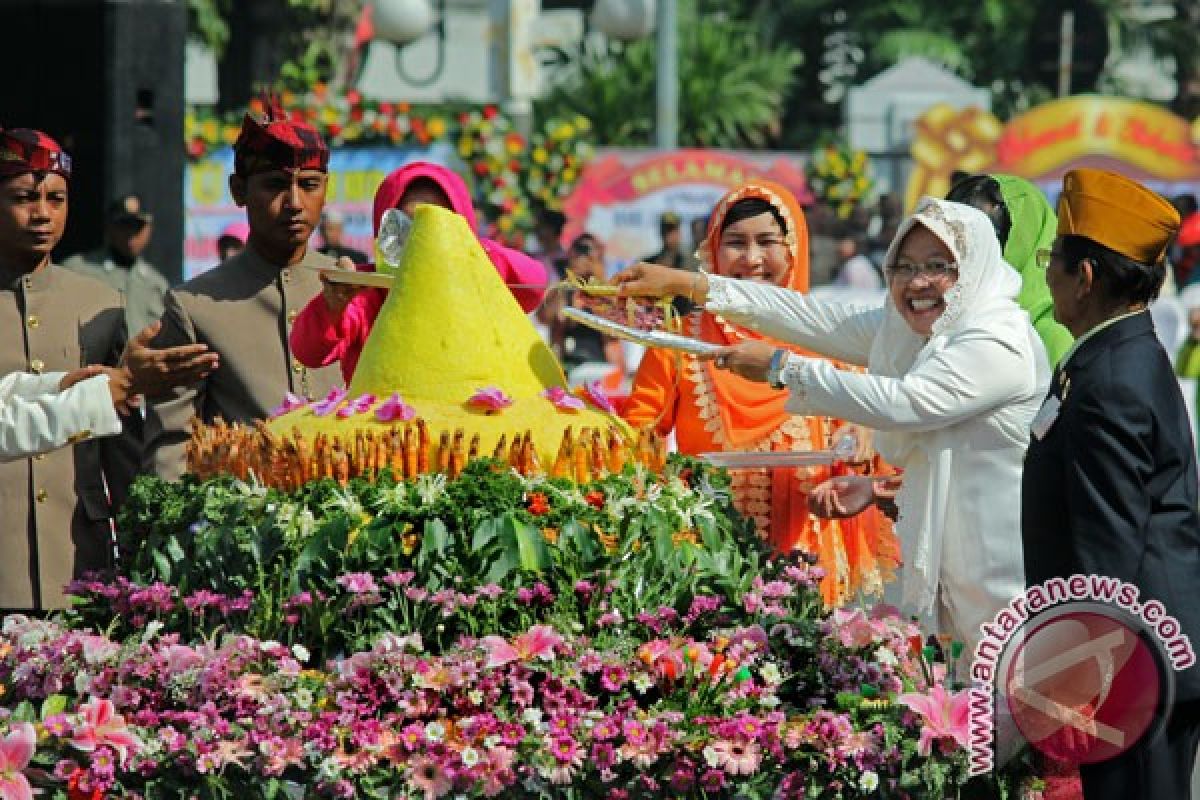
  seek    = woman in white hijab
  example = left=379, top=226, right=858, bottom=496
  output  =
left=616, top=197, right=1050, bottom=655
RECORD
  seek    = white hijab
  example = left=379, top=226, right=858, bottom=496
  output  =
left=867, top=197, right=1030, bottom=615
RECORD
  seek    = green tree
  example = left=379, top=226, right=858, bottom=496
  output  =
left=535, top=1, right=801, bottom=148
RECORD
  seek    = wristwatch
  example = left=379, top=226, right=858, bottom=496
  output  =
left=766, top=348, right=789, bottom=389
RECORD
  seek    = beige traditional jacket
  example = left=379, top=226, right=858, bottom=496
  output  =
left=0, top=264, right=136, bottom=609
left=144, top=247, right=342, bottom=480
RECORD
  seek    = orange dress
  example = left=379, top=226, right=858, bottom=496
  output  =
left=622, top=180, right=899, bottom=606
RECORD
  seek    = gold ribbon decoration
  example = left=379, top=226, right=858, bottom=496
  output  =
left=905, top=104, right=1004, bottom=213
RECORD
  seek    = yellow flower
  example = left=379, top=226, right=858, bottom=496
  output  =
left=498, top=217, right=514, bottom=232
left=458, top=138, right=474, bottom=158
left=202, top=119, right=219, bottom=142
left=575, top=116, right=591, bottom=132
left=561, top=167, right=576, bottom=183
left=320, top=107, right=339, bottom=126
left=427, top=116, right=447, bottom=139
left=532, top=147, right=548, bottom=165
left=555, top=123, right=575, bottom=140
left=222, top=126, right=239, bottom=145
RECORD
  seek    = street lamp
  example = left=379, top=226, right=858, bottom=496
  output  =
left=371, top=0, right=447, bottom=87
left=589, top=0, right=676, bottom=149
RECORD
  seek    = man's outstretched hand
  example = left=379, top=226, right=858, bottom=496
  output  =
left=121, top=321, right=220, bottom=399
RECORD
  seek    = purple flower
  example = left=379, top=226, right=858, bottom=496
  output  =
left=468, top=387, right=513, bottom=413
left=541, top=386, right=586, bottom=412
left=336, top=393, right=377, bottom=418
left=700, top=768, right=726, bottom=792
left=591, top=742, right=617, bottom=770
left=269, top=391, right=309, bottom=419
left=336, top=572, right=379, bottom=594
left=375, top=392, right=415, bottom=422
left=310, top=386, right=348, bottom=417
left=583, top=381, right=617, bottom=413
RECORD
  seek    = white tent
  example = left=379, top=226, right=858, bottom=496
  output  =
left=846, top=57, right=990, bottom=155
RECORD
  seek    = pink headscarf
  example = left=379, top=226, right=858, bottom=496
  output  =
left=370, top=161, right=548, bottom=311
left=371, top=162, right=479, bottom=235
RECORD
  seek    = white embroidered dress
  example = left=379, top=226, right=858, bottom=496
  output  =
left=704, top=197, right=1049, bottom=654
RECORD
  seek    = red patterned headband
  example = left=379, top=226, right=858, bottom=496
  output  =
left=233, top=96, right=329, bottom=176
left=0, top=127, right=72, bottom=179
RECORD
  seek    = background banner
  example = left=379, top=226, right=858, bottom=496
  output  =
left=562, top=149, right=811, bottom=273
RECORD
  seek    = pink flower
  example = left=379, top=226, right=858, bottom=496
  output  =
left=704, top=738, right=762, bottom=776
left=70, top=697, right=141, bottom=766
left=897, top=684, right=971, bottom=756
left=541, top=387, right=585, bottom=412
left=375, top=392, right=416, bottom=422
left=480, top=624, right=564, bottom=668
left=269, top=391, right=309, bottom=418
left=311, top=386, right=348, bottom=417
left=830, top=608, right=875, bottom=649
left=0, top=723, right=36, bottom=800
left=336, top=392, right=377, bottom=418
left=468, top=387, right=513, bottom=413
left=583, top=381, right=617, bottom=413
left=408, top=754, right=453, bottom=799
left=337, top=572, right=380, bottom=594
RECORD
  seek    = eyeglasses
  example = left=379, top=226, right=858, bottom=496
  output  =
left=1035, top=248, right=1062, bottom=269
left=885, top=259, right=958, bottom=283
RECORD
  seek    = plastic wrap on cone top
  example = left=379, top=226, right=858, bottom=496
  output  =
left=269, top=203, right=630, bottom=467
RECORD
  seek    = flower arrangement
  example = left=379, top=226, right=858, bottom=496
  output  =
left=806, top=141, right=875, bottom=220
left=0, top=456, right=1036, bottom=798
left=185, top=88, right=594, bottom=243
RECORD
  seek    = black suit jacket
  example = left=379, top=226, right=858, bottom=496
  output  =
left=1023, top=311, right=1200, bottom=699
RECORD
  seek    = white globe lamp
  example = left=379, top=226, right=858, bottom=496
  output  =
left=372, top=0, right=437, bottom=46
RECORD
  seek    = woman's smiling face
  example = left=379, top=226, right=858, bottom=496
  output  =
left=888, top=223, right=959, bottom=336
left=716, top=211, right=791, bottom=286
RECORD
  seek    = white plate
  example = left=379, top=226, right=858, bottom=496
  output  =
left=562, top=307, right=722, bottom=356
left=301, top=265, right=394, bottom=289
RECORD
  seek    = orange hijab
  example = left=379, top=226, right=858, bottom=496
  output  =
left=695, top=180, right=811, bottom=449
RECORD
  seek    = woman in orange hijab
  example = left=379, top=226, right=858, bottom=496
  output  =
left=622, top=181, right=898, bottom=605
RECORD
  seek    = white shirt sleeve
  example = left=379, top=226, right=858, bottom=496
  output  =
left=0, top=372, right=123, bottom=463
left=0, top=370, right=64, bottom=402
left=779, top=331, right=1031, bottom=433
left=704, top=274, right=883, bottom=366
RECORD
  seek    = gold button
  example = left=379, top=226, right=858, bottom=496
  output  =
left=292, top=358, right=303, bottom=374
left=26, top=315, right=39, bottom=328
left=22, top=277, right=32, bottom=290
left=281, top=269, right=292, bottom=284
left=287, top=309, right=299, bottom=324
left=29, top=358, right=45, bottom=374
left=35, top=489, right=47, bottom=503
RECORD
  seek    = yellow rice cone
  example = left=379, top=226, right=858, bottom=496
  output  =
left=270, top=204, right=629, bottom=467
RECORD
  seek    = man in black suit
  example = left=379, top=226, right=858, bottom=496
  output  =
left=1022, top=168, right=1200, bottom=799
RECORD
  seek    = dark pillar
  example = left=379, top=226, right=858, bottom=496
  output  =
left=1, top=0, right=187, bottom=285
